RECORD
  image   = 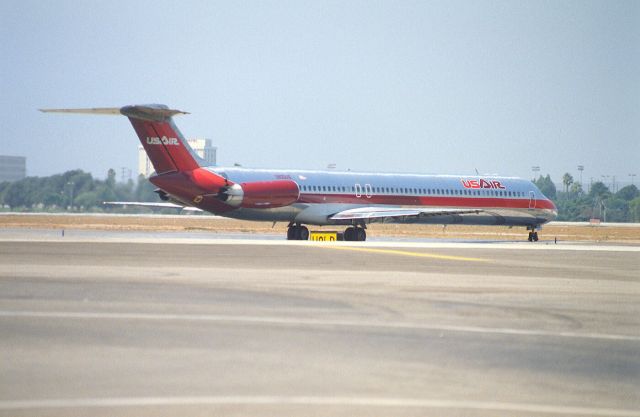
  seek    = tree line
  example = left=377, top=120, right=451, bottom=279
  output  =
left=1, top=169, right=639, bottom=222
left=533, top=173, right=640, bottom=222
left=0, top=169, right=158, bottom=212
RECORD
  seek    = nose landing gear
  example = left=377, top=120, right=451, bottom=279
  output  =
left=527, top=226, right=539, bottom=242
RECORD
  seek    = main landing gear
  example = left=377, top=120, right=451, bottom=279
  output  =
left=286, top=223, right=367, bottom=241
left=344, top=226, right=366, bottom=242
left=527, top=226, right=539, bottom=242
left=287, top=224, right=309, bottom=240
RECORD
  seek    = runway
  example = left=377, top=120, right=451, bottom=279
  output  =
left=0, top=230, right=639, bottom=416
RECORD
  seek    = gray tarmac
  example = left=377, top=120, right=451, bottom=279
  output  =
left=0, top=230, right=639, bottom=416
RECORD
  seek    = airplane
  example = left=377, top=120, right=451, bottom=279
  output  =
left=40, top=104, right=557, bottom=242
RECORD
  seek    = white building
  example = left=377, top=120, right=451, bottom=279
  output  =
left=0, top=155, right=26, bottom=183
left=138, top=138, right=217, bottom=177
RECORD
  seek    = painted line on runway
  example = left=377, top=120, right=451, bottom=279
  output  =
left=0, top=395, right=638, bottom=416
left=1, top=310, right=638, bottom=342
left=2, top=236, right=639, bottom=252
left=320, top=245, right=489, bottom=262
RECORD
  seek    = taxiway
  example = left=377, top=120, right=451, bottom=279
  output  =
left=0, top=230, right=638, bottom=416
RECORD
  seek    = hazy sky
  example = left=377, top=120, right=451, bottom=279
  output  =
left=1, top=0, right=638, bottom=186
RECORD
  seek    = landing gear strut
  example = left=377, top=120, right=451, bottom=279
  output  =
left=344, top=226, right=366, bottom=241
left=287, top=224, right=309, bottom=240
left=527, top=226, right=539, bottom=242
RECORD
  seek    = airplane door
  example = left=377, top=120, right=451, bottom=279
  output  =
left=529, top=191, right=536, bottom=209
left=355, top=183, right=362, bottom=198
left=364, top=184, right=372, bottom=199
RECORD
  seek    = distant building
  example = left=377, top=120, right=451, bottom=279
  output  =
left=0, top=155, right=26, bottom=183
left=138, top=138, right=217, bottom=177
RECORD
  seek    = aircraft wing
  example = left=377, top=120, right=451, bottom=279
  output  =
left=103, top=201, right=203, bottom=212
left=329, top=206, right=482, bottom=222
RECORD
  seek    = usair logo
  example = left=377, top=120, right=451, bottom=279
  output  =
left=146, top=136, right=179, bottom=146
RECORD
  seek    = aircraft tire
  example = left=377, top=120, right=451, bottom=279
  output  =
left=356, top=228, right=366, bottom=241
left=299, top=226, right=309, bottom=241
left=344, top=227, right=355, bottom=241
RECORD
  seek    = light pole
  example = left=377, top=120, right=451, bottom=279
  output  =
left=66, top=181, right=74, bottom=210
left=577, top=165, right=584, bottom=185
left=612, top=175, right=616, bottom=193
left=601, top=175, right=610, bottom=191
left=531, top=166, right=540, bottom=180
left=630, top=173, right=637, bottom=186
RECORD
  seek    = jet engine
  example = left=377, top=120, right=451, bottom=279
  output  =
left=218, top=180, right=300, bottom=208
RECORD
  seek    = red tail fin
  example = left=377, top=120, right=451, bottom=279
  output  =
left=121, top=105, right=201, bottom=174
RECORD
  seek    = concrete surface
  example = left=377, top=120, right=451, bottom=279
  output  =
left=0, top=231, right=639, bottom=416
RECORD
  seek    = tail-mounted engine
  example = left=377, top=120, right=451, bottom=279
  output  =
left=218, top=180, right=300, bottom=208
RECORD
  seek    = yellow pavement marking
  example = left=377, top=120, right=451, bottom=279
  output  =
left=321, top=245, right=489, bottom=262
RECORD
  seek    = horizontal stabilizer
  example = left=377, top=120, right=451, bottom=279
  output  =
left=39, top=104, right=188, bottom=121
left=39, top=107, right=123, bottom=115
left=41, top=103, right=202, bottom=173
